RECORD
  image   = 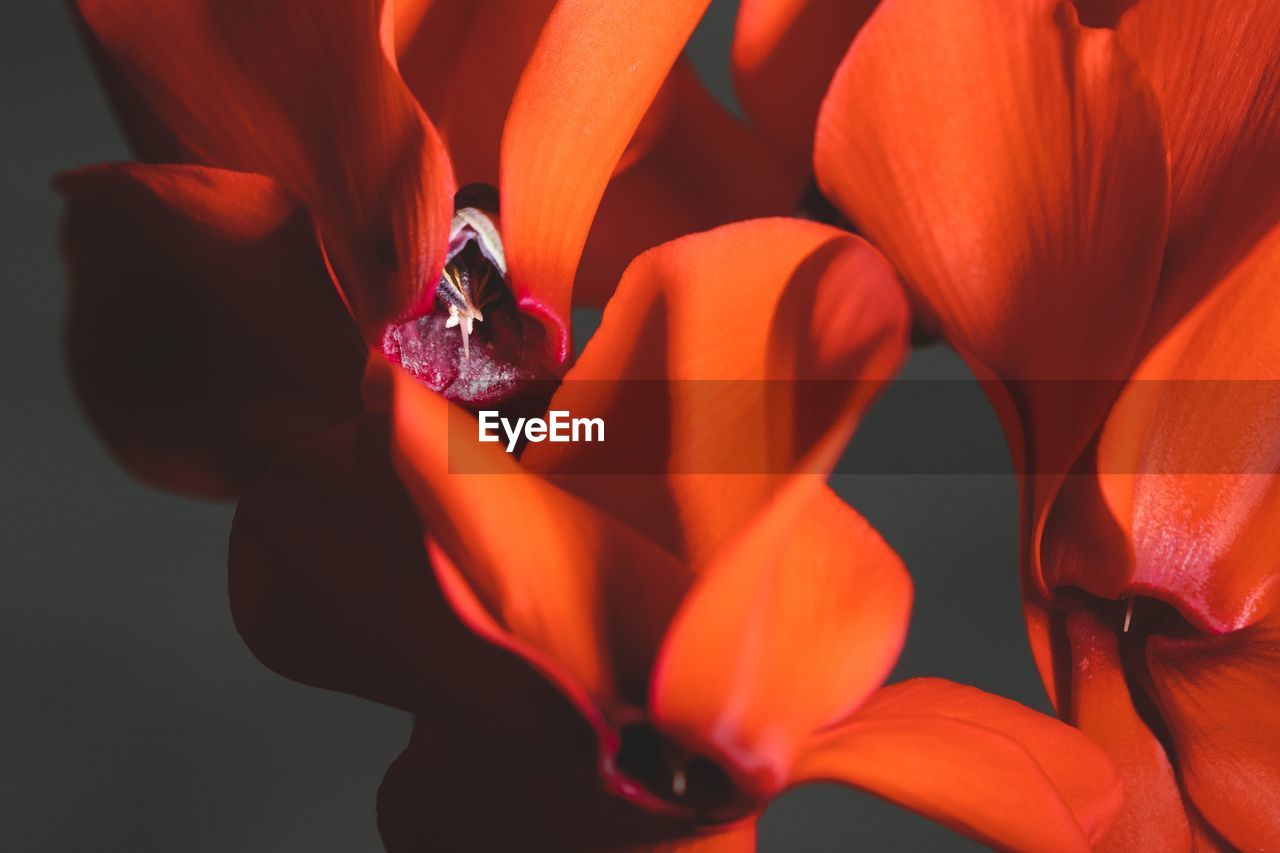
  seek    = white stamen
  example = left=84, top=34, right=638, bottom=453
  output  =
left=672, top=769, right=687, bottom=797
left=449, top=207, right=506, bottom=275
left=439, top=265, right=484, bottom=361
left=444, top=303, right=482, bottom=360
left=1123, top=597, right=1134, bottom=633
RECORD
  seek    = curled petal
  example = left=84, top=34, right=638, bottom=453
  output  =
left=501, top=0, right=710, bottom=330
left=73, top=0, right=455, bottom=333
left=524, top=218, right=908, bottom=564
left=56, top=164, right=364, bottom=498
left=792, top=679, right=1124, bottom=852
left=650, top=477, right=911, bottom=796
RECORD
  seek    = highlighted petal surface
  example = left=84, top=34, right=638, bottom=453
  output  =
left=1095, top=221, right=1280, bottom=630
left=57, top=164, right=364, bottom=498
left=815, top=0, right=1167, bottom=489
left=651, top=477, right=911, bottom=795
left=524, top=218, right=907, bottom=564
left=501, top=0, right=710, bottom=325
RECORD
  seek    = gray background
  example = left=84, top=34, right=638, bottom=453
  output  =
left=2, top=1, right=1047, bottom=850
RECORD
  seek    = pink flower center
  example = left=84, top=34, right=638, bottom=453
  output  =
left=383, top=184, right=559, bottom=408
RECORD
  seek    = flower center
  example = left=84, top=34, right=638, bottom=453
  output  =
left=604, top=722, right=753, bottom=822
left=382, top=183, right=559, bottom=407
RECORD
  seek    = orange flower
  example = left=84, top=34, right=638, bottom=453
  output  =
left=808, top=0, right=1280, bottom=846
left=59, top=0, right=792, bottom=496
left=233, top=218, right=1125, bottom=850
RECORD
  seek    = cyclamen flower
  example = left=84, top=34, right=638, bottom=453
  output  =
left=59, top=0, right=791, bottom=497
left=803, top=0, right=1280, bottom=846
left=233, top=218, right=1124, bottom=851
left=60, top=1, right=1132, bottom=849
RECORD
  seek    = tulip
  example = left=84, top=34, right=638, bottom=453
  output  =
left=806, top=0, right=1280, bottom=846
left=232, top=218, right=1125, bottom=851
left=58, top=0, right=793, bottom=497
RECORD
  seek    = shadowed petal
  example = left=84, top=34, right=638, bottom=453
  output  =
left=390, top=370, right=689, bottom=718
left=732, top=0, right=878, bottom=168
left=1146, top=610, right=1280, bottom=850
left=230, top=413, right=544, bottom=714
left=56, top=164, right=364, bottom=498
left=390, top=0, right=558, bottom=188
left=573, top=61, right=799, bottom=307
left=1070, top=0, right=1138, bottom=27
left=1115, top=0, right=1280, bottom=345
left=378, top=720, right=757, bottom=852
left=73, top=0, right=455, bottom=333
left=1063, top=609, right=1191, bottom=851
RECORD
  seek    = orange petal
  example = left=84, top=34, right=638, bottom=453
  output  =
left=1095, top=220, right=1280, bottom=631
left=793, top=678, right=1124, bottom=851
left=1115, top=0, right=1280, bottom=344
left=1038, top=466, right=1134, bottom=644
left=55, top=164, right=364, bottom=498
left=391, top=0, right=558, bottom=188
left=378, top=720, right=757, bottom=852
left=814, top=0, right=1168, bottom=496
left=650, top=476, right=911, bottom=795
left=732, top=0, right=877, bottom=169
left=572, top=60, right=800, bottom=307
left=500, top=0, right=710, bottom=325
left=389, top=368, right=688, bottom=718
left=228, top=414, right=561, bottom=716
left=73, top=0, right=455, bottom=334
left=1064, top=608, right=1191, bottom=852
left=1187, top=807, right=1234, bottom=853
left=1146, top=609, right=1280, bottom=849
left=523, top=218, right=908, bottom=564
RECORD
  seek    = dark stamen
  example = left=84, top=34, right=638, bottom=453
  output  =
left=454, top=182, right=500, bottom=214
